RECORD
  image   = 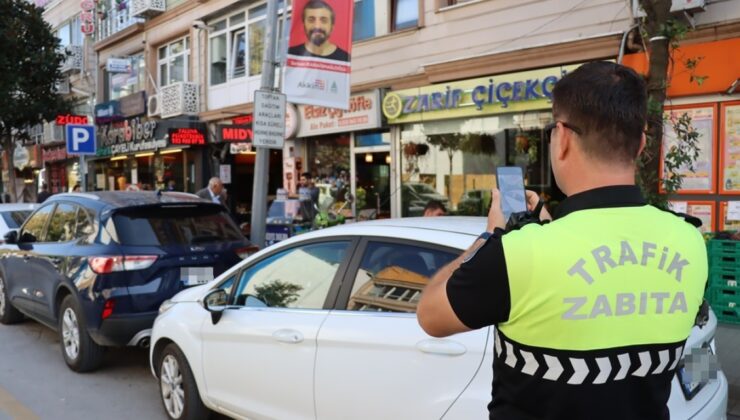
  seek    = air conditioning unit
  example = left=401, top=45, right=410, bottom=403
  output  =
left=60, top=45, right=83, bottom=73
left=160, top=82, right=199, bottom=119
left=131, top=0, right=165, bottom=18
left=42, top=122, right=65, bottom=144
left=632, top=0, right=706, bottom=17
left=147, top=94, right=161, bottom=117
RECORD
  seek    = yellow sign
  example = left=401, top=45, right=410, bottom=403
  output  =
left=382, top=64, right=583, bottom=124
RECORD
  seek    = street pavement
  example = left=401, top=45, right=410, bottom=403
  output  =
left=2, top=316, right=738, bottom=419
left=0, top=319, right=162, bottom=420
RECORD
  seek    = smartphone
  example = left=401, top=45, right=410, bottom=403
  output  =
left=496, top=166, right=527, bottom=222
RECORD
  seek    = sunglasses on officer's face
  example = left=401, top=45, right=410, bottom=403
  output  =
left=544, top=121, right=582, bottom=143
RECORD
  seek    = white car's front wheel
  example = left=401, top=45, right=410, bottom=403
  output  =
left=158, top=343, right=210, bottom=420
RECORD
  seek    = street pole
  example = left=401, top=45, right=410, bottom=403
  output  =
left=249, top=0, right=280, bottom=248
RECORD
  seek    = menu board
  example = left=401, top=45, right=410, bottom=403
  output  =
left=671, top=201, right=716, bottom=233
left=720, top=201, right=740, bottom=232
left=661, top=105, right=717, bottom=194
left=720, top=102, right=740, bottom=194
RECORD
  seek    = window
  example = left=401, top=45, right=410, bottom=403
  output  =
left=22, top=205, right=55, bottom=242
left=0, top=211, right=32, bottom=229
left=112, top=205, right=243, bottom=246
left=158, top=38, right=190, bottom=87
left=208, top=3, right=290, bottom=86
left=233, top=241, right=350, bottom=309
left=392, top=0, right=418, bottom=31
left=346, top=242, right=457, bottom=313
left=56, top=16, right=82, bottom=47
left=46, top=204, right=78, bottom=242
left=108, top=53, right=145, bottom=100
left=353, top=0, right=375, bottom=41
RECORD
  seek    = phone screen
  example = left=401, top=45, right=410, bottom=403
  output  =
left=496, top=166, right=527, bottom=222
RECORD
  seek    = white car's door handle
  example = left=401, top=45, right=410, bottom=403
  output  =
left=272, top=329, right=304, bottom=344
left=416, top=339, right=467, bottom=356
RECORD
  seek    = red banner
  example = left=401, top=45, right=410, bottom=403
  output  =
left=284, top=0, right=353, bottom=110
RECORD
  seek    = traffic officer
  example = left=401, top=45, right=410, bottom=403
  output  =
left=417, top=61, right=708, bottom=420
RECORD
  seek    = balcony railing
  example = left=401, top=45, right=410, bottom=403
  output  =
left=161, top=82, right=200, bottom=119
left=96, top=6, right=144, bottom=41
left=131, top=0, right=165, bottom=18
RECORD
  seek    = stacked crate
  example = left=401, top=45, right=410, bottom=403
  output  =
left=706, top=239, right=740, bottom=325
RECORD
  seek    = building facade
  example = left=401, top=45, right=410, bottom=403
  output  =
left=35, top=0, right=740, bottom=227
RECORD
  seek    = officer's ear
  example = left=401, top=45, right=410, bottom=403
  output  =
left=636, top=133, right=647, bottom=158
left=555, top=122, right=572, bottom=162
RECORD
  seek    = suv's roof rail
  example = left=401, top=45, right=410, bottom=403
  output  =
left=53, top=193, right=101, bottom=200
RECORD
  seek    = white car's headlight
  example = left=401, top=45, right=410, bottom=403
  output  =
left=158, top=299, right=177, bottom=314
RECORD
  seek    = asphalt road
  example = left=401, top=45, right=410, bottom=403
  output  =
left=0, top=319, right=164, bottom=420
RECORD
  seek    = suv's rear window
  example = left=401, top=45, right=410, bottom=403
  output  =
left=1, top=211, right=32, bottom=229
left=113, top=205, right=243, bottom=246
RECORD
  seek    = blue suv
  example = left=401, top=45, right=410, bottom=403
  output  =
left=0, top=191, right=253, bottom=372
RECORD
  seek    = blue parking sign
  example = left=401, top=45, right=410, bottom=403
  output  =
left=66, top=124, right=96, bottom=155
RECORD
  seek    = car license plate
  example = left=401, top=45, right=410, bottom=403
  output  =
left=677, top=343, right=717, bottom=400
left=181, top=267, right=214, bottom=286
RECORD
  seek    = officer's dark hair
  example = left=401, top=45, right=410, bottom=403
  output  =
left=552, top=61, right=647, bottom=164
left=424, top=200, right=446, bottom=214
left=302, top=0, right=335, bottom=24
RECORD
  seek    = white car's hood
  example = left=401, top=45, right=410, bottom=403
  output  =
left=170, top=284, right=210, bottom=303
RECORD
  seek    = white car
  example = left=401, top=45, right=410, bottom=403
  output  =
left=0, top=203, right=37, bottom=240
left=150, top=217, right=728, bottom=420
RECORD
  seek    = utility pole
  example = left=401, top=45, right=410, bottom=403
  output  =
left=249, top=0, right=281, bottom=248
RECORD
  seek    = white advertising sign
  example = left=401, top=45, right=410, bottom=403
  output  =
left=253, top=90, right=286, bottom=149
left=297, top=91, right=382, bottom=137
left=106, top=58, right=132, bottom=73
left=728, top=201, right=740, bottom=221
left=220, top=164, right=232, bottom=184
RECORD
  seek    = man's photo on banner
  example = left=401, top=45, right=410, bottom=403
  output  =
left=287, top=0, right=351, bottom=62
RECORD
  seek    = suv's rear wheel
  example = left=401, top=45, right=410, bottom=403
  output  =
left=158, top=343, right=210, bottom=420
left=0, top=275, right=23, bottom=324
left=59, top=295, right=104, bottom=372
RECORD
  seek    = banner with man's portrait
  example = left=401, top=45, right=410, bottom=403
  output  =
left=283, top=0, right=353, bottom=110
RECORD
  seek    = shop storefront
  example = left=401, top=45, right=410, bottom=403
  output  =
left=293, top=90, right=388, bottom=219
left=42, top=146, right=70, bottom=193
left=623, top=37, right=740, bottom=233
left=91, top=91, right=207, bottom=193
left=2, top=144, right=42, bottom=202
left=382, top=65, right=581, bottom=217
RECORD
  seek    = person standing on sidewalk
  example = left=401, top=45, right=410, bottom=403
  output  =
left=417, top=61, right=708, bottom=420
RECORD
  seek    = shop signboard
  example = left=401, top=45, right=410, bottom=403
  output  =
left=12, top=145, right=41, bottom=170
left=96, top=117, right=163, bottom=157
left=120, top=91, right=147, bottom=118
left=42, top=146, right=68, bottom=163
left=169, top=128, right=206, bottom=145
left=297, top=91, right=381, bottom=137
left=720, top=101, right=740, bottom=194
left=95, top=100, right=123, bottom=124
left=382, top=64, right=583, bottom=124
left=106, top=58, right=132, bottom=73
left=56, top=114, right=89, bottom=125
left=219, top=125, right=253, bottom=143
left=283, top=0, right=354, bottom=110
left=230, top=143, right=253, bottom=154
left=80, top=0, right=94, bottom=35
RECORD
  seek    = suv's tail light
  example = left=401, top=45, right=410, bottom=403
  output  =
left=88, top=255, right=158, bottom=274
left=102, top=299, right=115, bottom=319
left=235, top=245, right=259, bottom=259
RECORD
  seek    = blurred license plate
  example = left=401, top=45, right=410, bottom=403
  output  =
left=181, top=267, right=214, bottom=286
left=677, top=344, right=716, bottom=400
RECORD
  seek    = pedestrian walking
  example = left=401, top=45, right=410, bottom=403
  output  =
left=37, top=183, right=52, bottom=203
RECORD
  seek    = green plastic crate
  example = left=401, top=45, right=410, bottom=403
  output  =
left=709, top=271, right=740, bottom=288
left=708, top=239, right=740, bottom=254
left=710, top=254, right=740, bottom=269
left=711, top=286, right=740, bottom=304
left=710, top=297, right=740, bottom=325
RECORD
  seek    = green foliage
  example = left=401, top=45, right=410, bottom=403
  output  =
left=662, top=112, right=701, bottom=193
left=254, top=280, right=303, bottom=308
left=0, top=0, right=70, bottom=135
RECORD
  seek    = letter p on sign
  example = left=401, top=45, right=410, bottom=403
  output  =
left=66, top=124, right=97, bottom=155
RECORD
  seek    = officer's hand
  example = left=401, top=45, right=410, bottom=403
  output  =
left=487, top=189, right=506, bottom=231
left=525, top=190, right=553, bottom=221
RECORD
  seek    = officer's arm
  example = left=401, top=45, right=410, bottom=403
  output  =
left=417, top=239, right=486, bottom=337
left=418, top=188, right=507, bottom=337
